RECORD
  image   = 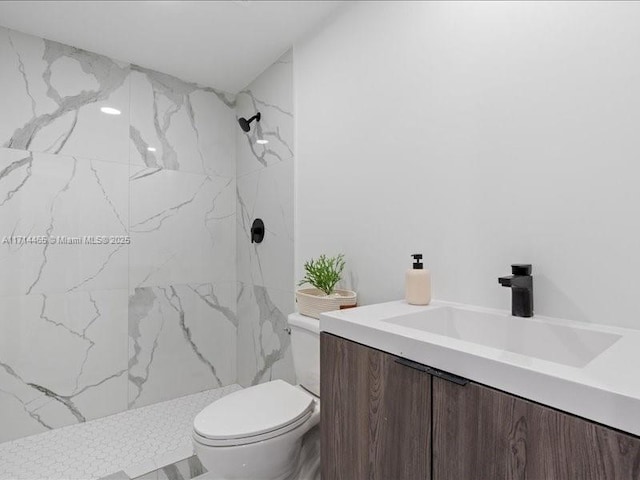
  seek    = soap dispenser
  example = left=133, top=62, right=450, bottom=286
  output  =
left=405, top=254, right=431, bottom=305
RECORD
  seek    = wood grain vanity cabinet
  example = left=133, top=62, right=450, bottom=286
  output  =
left=320, top=332, right=432, bottom=480
left=433, top=378, right=640, bottom=480
left=321, top=333, right=640, bottom=480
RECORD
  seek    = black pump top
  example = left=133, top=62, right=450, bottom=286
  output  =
left=411, top=254, right=424, bottom=269
left=511, top=264, right=532, bottom=276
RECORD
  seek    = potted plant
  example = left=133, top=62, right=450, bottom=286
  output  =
left=296, top=253, right=357, bottom=319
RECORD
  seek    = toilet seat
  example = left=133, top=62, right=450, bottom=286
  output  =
left=193, top=409, right=314, bottom=447
left=193, top=380, right=315, bottom=447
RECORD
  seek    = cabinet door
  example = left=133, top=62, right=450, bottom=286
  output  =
left=433, top=377, right=640, bottom=480
left=320, top=333, right=432, bottom=480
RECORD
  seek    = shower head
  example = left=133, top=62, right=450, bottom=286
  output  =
left=238, top=112, right=261, bottom=132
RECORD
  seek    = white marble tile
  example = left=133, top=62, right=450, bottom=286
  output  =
left=129, top=67, right=235, bottom=176
left=236, top=50, right=293, bottom=178
left=156, top=455, right=205, bottom=480
left=0, top=148, right=129, bottom=296
left=234, top=50, right=295, bottom=389
left=0, top=27, right=130, bottom=165
left=0, top=288, right=128, bottom=443
left=237, top=157, right=293, bottom=290
left=125, top=458, right=159, bottom=480
left=188, top=89, right=236, bottom=178
left=0, top=25, right=244, bottom=449
left=128, top=283, right=237, bottom=408
left=236, top=283, right=295, bottom=387
left=129, top=166, right=235, bottom=289
left=134, top=452, right=204, bottom=480
left=0, top=384, right=241, bottom=480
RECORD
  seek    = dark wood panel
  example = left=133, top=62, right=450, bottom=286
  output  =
left=321, top=332, right=370, bottom=479
left=321, top=333, right=431, bottom=480
left=433, top=377, right=640, bottom=480
left=373, top=342, right=432, bottom=479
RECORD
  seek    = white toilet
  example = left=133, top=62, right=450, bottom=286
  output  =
left=193, top=313, right=320, bottom=480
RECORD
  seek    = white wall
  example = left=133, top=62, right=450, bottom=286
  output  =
left=294, top=1, right=640, bottom=328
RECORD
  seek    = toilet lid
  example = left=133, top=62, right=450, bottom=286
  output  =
left=193, top=380, right=315, bottom=440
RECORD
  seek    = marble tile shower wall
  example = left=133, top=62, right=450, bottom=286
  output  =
left=236, top=51, right=296, bottom=387
left=0, top=27, right=238, bottom=443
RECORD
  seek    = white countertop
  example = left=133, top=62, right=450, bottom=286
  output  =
left=320, top=300, right=640, bottom=437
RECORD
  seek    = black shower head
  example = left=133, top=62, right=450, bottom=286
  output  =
left=238, top=112, right=261, bottom=132
left=238, top=117, right=250, bottom=132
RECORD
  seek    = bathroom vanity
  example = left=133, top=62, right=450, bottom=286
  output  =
left=319, top=301, right=640, bottom=480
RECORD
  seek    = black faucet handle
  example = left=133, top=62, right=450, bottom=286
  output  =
left=511, top=264, right=532, bottom=276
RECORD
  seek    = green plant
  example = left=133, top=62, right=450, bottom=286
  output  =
left=298, top=254, right=346, bottom=295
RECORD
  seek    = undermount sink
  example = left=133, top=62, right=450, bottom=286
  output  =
left=384, top=306, right=621, bottom=368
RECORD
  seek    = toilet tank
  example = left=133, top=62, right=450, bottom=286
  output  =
left=288, top=313, right=320, bottom=397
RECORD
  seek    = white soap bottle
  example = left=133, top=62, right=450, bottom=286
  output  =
left=405, top=254, right=431, bottom=305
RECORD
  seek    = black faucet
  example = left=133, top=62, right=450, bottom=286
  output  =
left=499, top=264, right=533, bottom=317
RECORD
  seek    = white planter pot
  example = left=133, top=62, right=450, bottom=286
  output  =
left=295, top=288, right=357, bottom=319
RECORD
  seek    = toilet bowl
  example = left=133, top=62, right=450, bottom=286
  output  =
left=193, top=313, right=320, bottom=480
